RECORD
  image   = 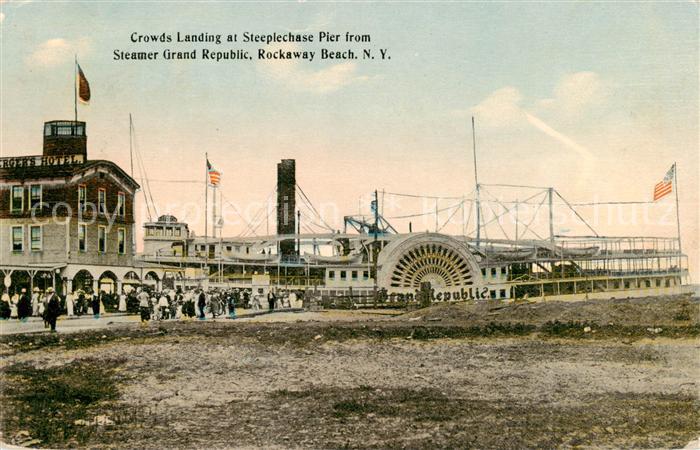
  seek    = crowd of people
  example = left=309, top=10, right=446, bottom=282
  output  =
left=0, top=287, right=63, bottom=331
left=1, top=285, right=306, bottom=331
left=132, top=287, right=304, bottom=322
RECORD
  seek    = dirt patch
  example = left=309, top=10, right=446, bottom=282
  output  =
left=1, top=296, right=699, bottom=449
left=1, top=358, right=126, bottom=448
left=401, top=294, right=700, bottom=327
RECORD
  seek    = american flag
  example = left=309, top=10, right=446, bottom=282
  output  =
left=207, top=159, right=221, bottom=186
left=77, top=63, right=91, bottom=104
left=653, top=164, right=675, bottom=201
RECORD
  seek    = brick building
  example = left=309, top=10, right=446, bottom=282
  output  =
left=0, top=120, right=144, bottom=295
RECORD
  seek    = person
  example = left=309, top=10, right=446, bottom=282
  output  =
left=243, top=289, right=250, bottom=309
left=65, top=291, right=74, bottom=317
left=45, top=287, right=61, bottom=332
left=127, top=289, right=138, bottom=314
left=209, top=291, right=222, bottom=319
left=76, top=290, right=86, bottom=316
left=149, top=292, right=158, bottom=319
left=267, top=290, right=276, bottom=311
left=184, top=292, right=196, bottom=318
left=0, top=291, right=11, bottom=320
left=40, top=291, right=50, bottom=328
left=137, top=289, right=150, bottom=323
left=17, top=288, right=32, bottom=322
left=10, top=289, right=19, bottom=319
left=92, top=290, right=102, bottom=319
left=229, top=289, right=239, bottom=319
left=197, top=290, right=207, bottom=319
left=158, top=293, right=169, bottom=320
left=31, top=288, right=40, bottom=316
left=280, top=291, right=290, bottom=309
left=251, top=292, right=261, bottom=311
left=118, top=291, right=127, bottom=312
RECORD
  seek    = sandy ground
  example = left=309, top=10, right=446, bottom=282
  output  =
left=0, top=309, right=397, bottom=336
left=1, top=296, right=699, bottom=449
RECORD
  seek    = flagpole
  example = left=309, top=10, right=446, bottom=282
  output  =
left=129, top=114, right=134, bottom=177
left=471, top=116, right=481, bottom=247
left=673, top=162, right=681, bottom=253
left=212, top=186, right=217, bottom=240
left=74, top=55, right=78, bottom=122
left=204, top=153, right=209, bottom=269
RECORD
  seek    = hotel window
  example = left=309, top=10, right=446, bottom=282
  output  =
left=118, top=228, right=126, bottom=254
left=117, top=192, right=125, bottom=216
left=98, top=226, right=106, bottom=253
left=30, top=185, right=42, bottom=209
left=491, top=268, right=497, bottom=277
left=11, top=186, right=23, bottom=213
left=500, top=267, right=507, bottom=275
left=340, top=271, right=347, bottom=280
left=166, top=227, right=173, bottom=236
left=78, top=223, right=87, bottom=252
left=351, top=270, right=358, bottom=280
left=98, top=189, right=106, bottom=214
left=499, top=289, right=507, bottom=298
left=363, top=271, right=369, bottom=280
left=11, top=226, right=23, bottom=252
left=329, top=270, right=335, bottom=280
left=175, top=228, right=181, bottom=237
left=78, top=185, right=87, bottom=212
left=30, top=225, right=42, bottom=251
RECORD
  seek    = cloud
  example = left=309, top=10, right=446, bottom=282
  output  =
left=465, top=71, right=610, bottom=158
left=26, top=37, right=91, bottom=68
left=257, top=43, right=367, bottom=94
left=536, top=71, right=610, bottom=117
left=469, top=86, right=525, bottom=128
left=468, top=81, right=595, bottom=158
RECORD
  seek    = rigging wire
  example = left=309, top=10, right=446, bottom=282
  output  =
left=131, top=120, right=159, bottom=219
left=239, top=186, right=276, bottom=237
left=220, top=192, right=261, bottom=237
left=385, top=200, right=464, bottom=220
left=514, top=191, right=548, bottom=241
left=437, top=198, right=465, bottom=232
left=295, top=183, right=335, bottom=232
left=383, top=189, right=656, bottom=207
left=299, top=210, right=333, bottom=233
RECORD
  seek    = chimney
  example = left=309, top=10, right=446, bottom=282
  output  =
left=277, top=159, right=296, bottom=256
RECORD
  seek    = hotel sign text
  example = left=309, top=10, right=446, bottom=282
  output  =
left=0, top=154, right=85, bottom=169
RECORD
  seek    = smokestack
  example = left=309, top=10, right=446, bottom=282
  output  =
left=277, top=159, right=296, bottom=256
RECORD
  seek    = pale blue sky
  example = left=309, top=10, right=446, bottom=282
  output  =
left=1, top=1, right=698, bottom=274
